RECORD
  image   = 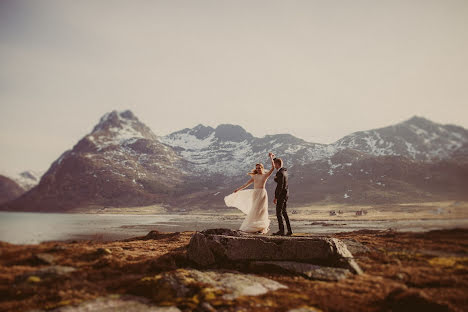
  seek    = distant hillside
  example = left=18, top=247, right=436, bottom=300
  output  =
left=3, top=170, right=44, bottom=191
left=0, top=175, right=25, bottom=205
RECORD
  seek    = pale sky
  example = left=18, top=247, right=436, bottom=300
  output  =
left=1, top=0, right=468, bottom=175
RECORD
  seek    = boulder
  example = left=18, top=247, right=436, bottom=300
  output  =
left=33, top=253, right=56, bottom=265
left=187, top=229, right=363, bottom=275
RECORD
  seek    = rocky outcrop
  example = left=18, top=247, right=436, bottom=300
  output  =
left=132, top=268, right=287, bottom=309
left=42, top=295, right=181, bottom=312
left=186, top=229, right=363, bottom=278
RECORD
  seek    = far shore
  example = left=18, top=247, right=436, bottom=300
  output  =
left=13, top=200, right=467, bottom=221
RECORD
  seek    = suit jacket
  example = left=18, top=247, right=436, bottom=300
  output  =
left=274, top=167, right=289, bottom=199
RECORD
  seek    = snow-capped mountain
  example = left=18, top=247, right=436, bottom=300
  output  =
left=333, top=116, right=468, bottom=161
left=161, top=124, right=336, bottom=176
left=5, top=170, right=44, bottom=191
left=49, top=109, right=189, bottom=178
left=161, top=116, right=468, bottom=177
left=2, top=110, right=190, bottom=211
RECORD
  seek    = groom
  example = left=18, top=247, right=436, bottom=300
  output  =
left=272, top=156, right=292, bottom=236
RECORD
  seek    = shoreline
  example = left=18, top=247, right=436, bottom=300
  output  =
left=1, top=209, right=468, bottom=245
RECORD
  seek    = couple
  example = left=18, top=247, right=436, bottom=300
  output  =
left=224, top=152, right=293, bottom=236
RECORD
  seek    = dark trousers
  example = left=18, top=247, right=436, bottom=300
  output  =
left=276, top=195, right=292, bottom=233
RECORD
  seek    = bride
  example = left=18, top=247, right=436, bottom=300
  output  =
left=224, top=152, right=275, bottom=234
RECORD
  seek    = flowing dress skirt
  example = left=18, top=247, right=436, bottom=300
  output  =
left=224, top=189, right=270, bottom=234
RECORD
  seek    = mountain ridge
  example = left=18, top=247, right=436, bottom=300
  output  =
left=1, top=110, right=467, bottom=211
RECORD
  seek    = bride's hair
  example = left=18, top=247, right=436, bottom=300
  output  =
left=247, top=163, right=264, bottom=176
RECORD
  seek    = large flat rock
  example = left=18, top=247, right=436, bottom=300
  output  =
left=187, top=229, right=363, bottom=275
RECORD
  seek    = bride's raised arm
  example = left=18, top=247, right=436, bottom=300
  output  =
left=265, top=152, right=275, bottom=177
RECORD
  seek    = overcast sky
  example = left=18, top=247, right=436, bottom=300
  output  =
left=1, top=0, right=467, bottom=175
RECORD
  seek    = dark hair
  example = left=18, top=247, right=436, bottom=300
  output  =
left=273, top=157, right=283, bottom=167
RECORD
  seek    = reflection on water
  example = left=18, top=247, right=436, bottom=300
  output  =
left=0, top=211, right=467, bottom=244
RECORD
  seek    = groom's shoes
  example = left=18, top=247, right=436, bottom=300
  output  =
left=272, top=230, right=284, bottom=236
left=285, top=231, right=293, bottom=236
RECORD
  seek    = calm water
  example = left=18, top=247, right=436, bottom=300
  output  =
left=1, top=211, right=467, bottom=244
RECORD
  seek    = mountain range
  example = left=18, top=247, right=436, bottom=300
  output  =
left=1, top=110, right=467, bottom=212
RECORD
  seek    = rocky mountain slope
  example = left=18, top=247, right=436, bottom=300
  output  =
left=287, top=149, right=468, bottom=205
left=1, top=110, right=467, bottom=211
left=1, top=110, right=191, bottom=211
left=0, top=175, right=25, bottom=205
left=333, top=116, right=468, bottom=161
left=5, top=170, right=44, bottom=191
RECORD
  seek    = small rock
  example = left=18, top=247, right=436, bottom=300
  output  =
left=124, top=230, right=180, bottom=241
left=34, top=253, right=55, bottom=265
left=390, top=258, right=402, bottom=266
left=385, top=287, right=452, bottom=312
left=143, top=230, right=180, bottom=240
left=18, top=265, right=76, bottom=282
left=200, top=228, right=243, bottom=236
left=396, top=273, right=405, bottom=280
left=200, top=302, right=217, bottom=312
left=27, top=276, right=41, bottom=283
left=96, top=248, right=112, bottom=255
left=49, top=244, right=67, bottom=252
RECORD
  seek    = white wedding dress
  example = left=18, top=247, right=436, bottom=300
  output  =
left=224, top=173, right=270, bottom=234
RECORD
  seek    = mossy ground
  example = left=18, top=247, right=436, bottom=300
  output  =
left=0, top=229, right=467, bottom=311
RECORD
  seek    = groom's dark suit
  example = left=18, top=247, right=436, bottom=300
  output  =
left=274, top=167, right=292, bottom=234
